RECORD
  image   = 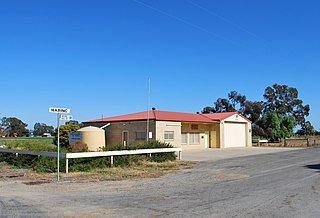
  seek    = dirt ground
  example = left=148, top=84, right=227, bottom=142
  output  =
left=0, top=160, right=195, bottom=184
left=0, top=161, right=196, bottom=217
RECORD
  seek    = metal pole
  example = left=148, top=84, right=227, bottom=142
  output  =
left=146, top=79, right=150, bottom=142
left=57, top=113, right=60, bottom=181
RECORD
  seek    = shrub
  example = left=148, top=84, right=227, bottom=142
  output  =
left=0, top=140, right=177, bottom=173
left=68, top=141, right=88, bottom=153
left=103, top=140, right=176, bottom=167
left=54, top=124, right=80, bottom=147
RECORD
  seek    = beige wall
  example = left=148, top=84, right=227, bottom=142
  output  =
left=156, top=121, right=181, bottom=147
left=180, top=123, right=213, bottom=148
left=210, top=123, right=220, bottom=148
left=221, top=114, right=252, bottom=148
left=246, top=123, right=252, bottom=147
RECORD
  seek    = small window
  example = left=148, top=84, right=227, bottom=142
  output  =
left=189, top=133, right=200, bottom=144
left=164, top=131, right=174, bottom=140
left=136, top=132, right=146, bottom=140
left=191, top=124, right=199, bottom=130
left=181, top=133, right=187, bottom=144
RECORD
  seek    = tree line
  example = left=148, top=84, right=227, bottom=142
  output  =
left=0, top=117, right=81, bottom=138
left=202, top=83, right=318, bottom=141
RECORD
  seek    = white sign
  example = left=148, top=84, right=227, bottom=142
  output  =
left=69, top=132, right=82, bottom=145
left=59, top=115, right=73, bottom=121
left=49, top=107, right=71, bottom=114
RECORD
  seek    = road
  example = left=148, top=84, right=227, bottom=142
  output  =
left=1, top=148, right=320, bottom=217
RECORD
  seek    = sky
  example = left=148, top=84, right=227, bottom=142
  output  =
left=0, top=0, right=319, bottom=130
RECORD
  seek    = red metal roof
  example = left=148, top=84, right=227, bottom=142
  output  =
left=202, top=112, right=252, bottom=123
left=86, top=109, right=251, bottom=123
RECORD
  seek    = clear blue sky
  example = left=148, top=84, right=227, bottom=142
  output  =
left=1, top=0, right=319, bottom=130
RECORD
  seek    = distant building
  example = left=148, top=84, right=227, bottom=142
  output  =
left=42, top=133, right=52, bottom=138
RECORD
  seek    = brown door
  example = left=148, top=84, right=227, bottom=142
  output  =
left=123, top=131, right=128, bottom=146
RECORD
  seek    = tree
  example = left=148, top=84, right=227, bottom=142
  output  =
left=213, top=98, right=235, bottom=112
left=263, top=84, right=310, bottom=127
left=255, top=112, right=295, bottom=142
left=243, top=101, right=264, bottom=124
left=0, top=117, right=8, bottom=137
left=1, top=117, right=29, bottom=137
left=54, top=124, right=80, bottom=147
left=228, top=91, right=246, bottom=113
left=295, top=121, right=315, bottom=136
left=65, top=120, right=84, bottom=128
left=33, top=123, right=54, bottom=137
left=202, top=106, right=214, bottom=114
left=203, top=91, right=247, bottom=114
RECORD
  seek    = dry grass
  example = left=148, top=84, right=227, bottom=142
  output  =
left=0, top=160, right=196, bottom=184
left=63, top=160, right=196, bottom=182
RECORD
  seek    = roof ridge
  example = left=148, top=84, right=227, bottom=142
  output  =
left=198, top=113, right=214, bottom=121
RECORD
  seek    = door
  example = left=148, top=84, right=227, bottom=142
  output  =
left=204, top=133, right=208, bottom=148
left=224, top=122, right=246, bottom=148
left=122, top=131, right=128, bottom=146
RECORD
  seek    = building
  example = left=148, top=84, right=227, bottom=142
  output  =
left=83, top=108, right=252, bottom=149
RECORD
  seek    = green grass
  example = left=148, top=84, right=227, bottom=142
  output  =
left=0, top=137, right=55, bottom=152
left=0, top=140, right=177, bottom=173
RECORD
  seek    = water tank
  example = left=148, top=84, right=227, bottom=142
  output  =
left=77, top=126, right=105, bottom=151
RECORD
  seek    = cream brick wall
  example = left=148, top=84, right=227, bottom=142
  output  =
left=156, top=121, right=181, bottom=147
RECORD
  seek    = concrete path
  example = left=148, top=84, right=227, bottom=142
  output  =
left=181, top=147, right=302, bottom=161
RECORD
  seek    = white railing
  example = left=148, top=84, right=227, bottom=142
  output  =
left=0, top=147, right=182, bottom=173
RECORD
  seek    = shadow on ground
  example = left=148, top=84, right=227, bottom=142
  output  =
left=304, top=164, right=320, bottom=173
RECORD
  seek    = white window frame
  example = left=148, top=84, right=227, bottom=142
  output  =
left=164, top=131, right=174, bottom=140
left=181, top=133, right=187, bottom=144
left=189, top=132, right=200, bottom=144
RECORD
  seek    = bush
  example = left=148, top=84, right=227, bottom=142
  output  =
left=0, top=140, right=177, bottom=173
left=104, top=140, right=173, bottom=151
left=103, top=140, right=176, bottom=167
left=54, top=124, right=80, bottom=148
left=68, top=141, right=88, bottom=153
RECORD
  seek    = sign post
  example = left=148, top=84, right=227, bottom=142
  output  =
left=49, top=107, right=71, bottom=182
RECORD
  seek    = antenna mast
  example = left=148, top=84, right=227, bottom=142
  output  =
left=146, top=78, right=150, bottom=142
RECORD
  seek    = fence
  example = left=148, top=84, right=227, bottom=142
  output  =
left=254, top=138, right=320, bottom=147
left=0, top=147, right=182, bottom=173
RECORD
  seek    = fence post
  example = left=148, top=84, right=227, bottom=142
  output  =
left=307, top=139, right=310, bottom=147
left=110, top=156, right=114, bottom=166
left=66, top=159, right=69, bottom=174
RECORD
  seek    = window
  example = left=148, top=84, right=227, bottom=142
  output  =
left=189, top=133, right=200, bottom=144
left=136, top=132, right=146, bottom=140
left=164, top=131, right=174, bottom=140
left=181, top=133, right=187, bottom=144
left=191, top=124, right=199, bottom=130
